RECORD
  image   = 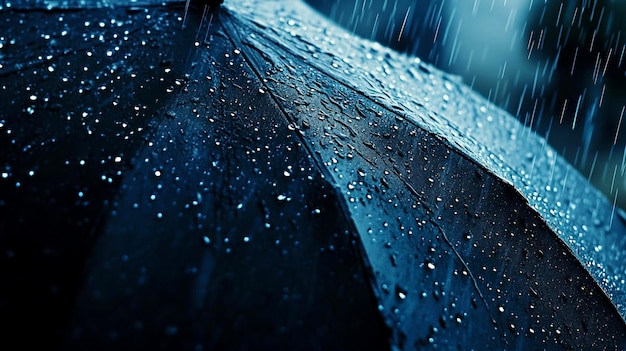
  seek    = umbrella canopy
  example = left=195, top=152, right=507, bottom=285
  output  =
left=1, top=0, right=625, bottom=349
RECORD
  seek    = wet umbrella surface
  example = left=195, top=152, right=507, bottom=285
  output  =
left=1, top=0, right=625, bottom=350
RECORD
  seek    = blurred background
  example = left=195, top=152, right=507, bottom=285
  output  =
left=305, top=0, right=626, bottom=211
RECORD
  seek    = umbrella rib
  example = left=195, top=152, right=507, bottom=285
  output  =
left=218, top=16, right=331, bottom=188
left=224, top=13, right=411, bottom=126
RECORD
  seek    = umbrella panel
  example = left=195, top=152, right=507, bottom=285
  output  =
left=223, top=10, right=626, bottom=349
left=65, top=10, right=389, bottom=350
left=0, top=5, right=193, bottom=345
left=230, top=0, right=626, bottom=318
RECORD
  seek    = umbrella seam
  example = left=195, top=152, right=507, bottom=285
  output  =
left=429, top=219, right=498, bottom=325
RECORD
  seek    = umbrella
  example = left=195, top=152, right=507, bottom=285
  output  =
left=1, top=0, right=625, bottom=349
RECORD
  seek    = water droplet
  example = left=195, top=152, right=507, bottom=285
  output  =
left=395, top=285, right=408, bottom=300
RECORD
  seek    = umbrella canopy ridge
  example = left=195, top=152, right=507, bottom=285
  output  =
left=0, top=0, right=625, bottom=350
left=228, top=0, right=626, bottom=316
left=222, top=0, right=626, bottom=347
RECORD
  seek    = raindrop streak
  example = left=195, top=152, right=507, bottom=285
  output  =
left=397, top=6, right=411, bottom=43
left=614, top=105, right=624, bottom=145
